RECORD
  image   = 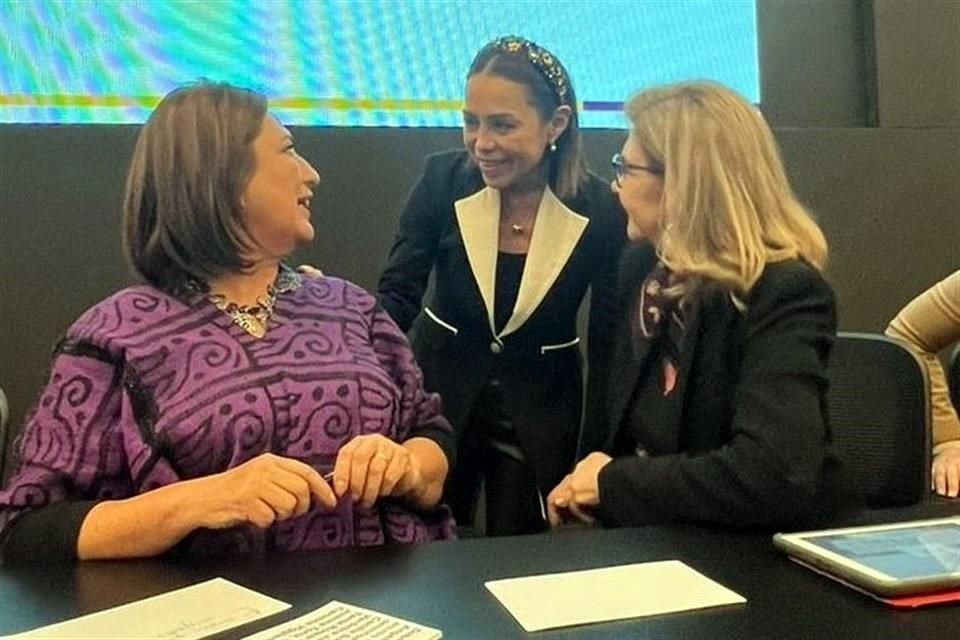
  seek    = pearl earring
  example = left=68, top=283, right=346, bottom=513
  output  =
left=549, top=141, right=557, bottom=152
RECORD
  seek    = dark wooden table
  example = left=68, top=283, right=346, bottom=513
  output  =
left=1, top=502, right=957, bottom=639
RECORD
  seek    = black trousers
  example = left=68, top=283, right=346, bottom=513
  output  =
left=445, top=379, right=547, bottom=536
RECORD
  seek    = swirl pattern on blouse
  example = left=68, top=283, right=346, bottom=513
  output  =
left=0, top=276, right=454, bottom=553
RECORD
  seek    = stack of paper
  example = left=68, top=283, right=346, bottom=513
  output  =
left=241, top=601, right=442, bottom=640
left=1, top=577, right=290, bottom=639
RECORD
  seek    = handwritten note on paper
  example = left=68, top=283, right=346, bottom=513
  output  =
left=485, top=560, right=746, bottom=632
left=240, top=600, right=442, bottom=640
left=2, top=577, right=290, bottom=640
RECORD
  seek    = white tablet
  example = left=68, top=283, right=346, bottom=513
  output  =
left=773, top=517, right=960, bottom=597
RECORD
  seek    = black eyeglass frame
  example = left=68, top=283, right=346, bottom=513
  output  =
left=611, top=152, right=663, bottom=186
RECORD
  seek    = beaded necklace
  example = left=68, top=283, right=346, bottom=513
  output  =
left=206, top=265, right=302, bottom=338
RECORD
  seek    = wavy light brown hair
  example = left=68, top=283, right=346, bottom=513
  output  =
left=123, top=81, right=267, bottom=295
left=626, top=82, right=828, bottom=298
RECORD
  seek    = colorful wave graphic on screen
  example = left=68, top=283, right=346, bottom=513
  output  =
left=0, top=0, right=758, bottom=127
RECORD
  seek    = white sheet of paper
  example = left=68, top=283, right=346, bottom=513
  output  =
left=1, top=577, right=291, bottom=640
left=240, top=600, right=441, bottom=640
left=485, top=560, right=746, bottom=632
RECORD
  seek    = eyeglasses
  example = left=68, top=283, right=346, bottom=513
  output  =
left=611, top=153, right=662, bottom=186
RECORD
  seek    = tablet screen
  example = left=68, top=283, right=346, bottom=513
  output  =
left=805, top=523, right=960, bottom=580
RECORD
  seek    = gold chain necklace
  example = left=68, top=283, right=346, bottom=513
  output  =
left=504, top=207, right=538, bottom=235
left=206, top=266, right=302, bottom=339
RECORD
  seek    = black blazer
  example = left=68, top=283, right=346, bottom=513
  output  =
left=594, top=243, right=842, bottom=528
left=378, top=150, right=626, bottom=492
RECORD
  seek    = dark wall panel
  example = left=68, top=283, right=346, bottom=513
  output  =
left=778, top=128, right=960, bottom=329
left=873, top=0, right=960, bottom=127
left=757, top=0, right=869, bottom=127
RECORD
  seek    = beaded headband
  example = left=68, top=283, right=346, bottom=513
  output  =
left=487, top=36, right=571, bottom=105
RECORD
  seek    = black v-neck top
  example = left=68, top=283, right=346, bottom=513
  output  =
left=494, top=252, right=527, bottom=334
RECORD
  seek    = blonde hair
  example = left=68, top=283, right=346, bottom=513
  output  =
left=625, top=82, right=828, bottom=298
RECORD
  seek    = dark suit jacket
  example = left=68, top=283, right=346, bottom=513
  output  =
left=377, top=150, right=626, bottom=493
left=594, top=243, right=842, bottom=528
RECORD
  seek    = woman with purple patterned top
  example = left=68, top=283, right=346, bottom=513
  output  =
left=0, top=82, right=455, bottom=563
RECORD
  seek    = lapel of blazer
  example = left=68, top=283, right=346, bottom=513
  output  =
left=455, top=187, right=500, bottom=336
left=455, top=186, right=589, bottom=339
left=657, top=300, right=702, bottom=453
left=501, top=187, right=588, bottom=337
left=602, top=294, right=703, bottom=453
left=604, top=325, right=654, bottom=451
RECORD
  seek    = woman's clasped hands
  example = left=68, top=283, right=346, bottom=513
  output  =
left=331, top=434, right=426, bottom=508
left=546, top=452, right=612, bottom=527
left=201, top=434, right=426, bottom=530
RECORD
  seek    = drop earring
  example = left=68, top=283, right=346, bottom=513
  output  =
left=549, top=141, right=557, bottom=152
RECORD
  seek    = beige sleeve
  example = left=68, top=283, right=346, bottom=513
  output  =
left=885, top=271, right=960, bottom=447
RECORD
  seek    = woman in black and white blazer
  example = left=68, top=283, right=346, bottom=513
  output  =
left=377, top=37, right=625, bottom=535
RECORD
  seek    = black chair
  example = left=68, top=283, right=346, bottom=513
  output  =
left=949, top=344, right=960, bottom=412
left=827, top=332, right=930, bottom=508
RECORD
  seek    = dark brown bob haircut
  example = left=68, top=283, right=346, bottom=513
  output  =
left=123, top=80, right=267, bottom=296
left=468, top=37, right=587, bottom=200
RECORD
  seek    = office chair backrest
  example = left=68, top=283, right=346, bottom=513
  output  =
left=949, top=344, right=960, bottom=412
left=827, top=333, right=930, bottom=508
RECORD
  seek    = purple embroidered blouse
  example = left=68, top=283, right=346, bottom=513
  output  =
left=0, top=275, right=455, bottom=560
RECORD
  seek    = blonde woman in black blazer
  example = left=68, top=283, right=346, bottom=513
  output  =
left=548, top=82, right=842, bottom=529
left=377, top=37, right=625, bottom=535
